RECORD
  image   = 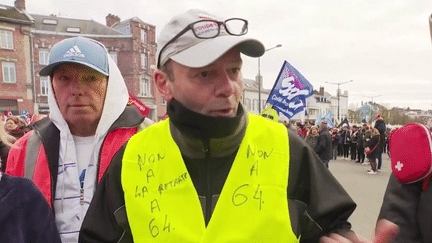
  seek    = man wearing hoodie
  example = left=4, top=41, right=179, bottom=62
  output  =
left=6, top=37, right=145, bottom=242
left=80, top=9, right=398, bottom=243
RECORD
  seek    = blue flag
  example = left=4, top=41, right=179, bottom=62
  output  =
left=359, top=103, right=374, bottom=123
left=315, top=111, right=335, bottom=128
left=266, top=61, right=313, bottom=119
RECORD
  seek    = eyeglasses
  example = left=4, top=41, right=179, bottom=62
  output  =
left=157, top=18, right=248, bottom=68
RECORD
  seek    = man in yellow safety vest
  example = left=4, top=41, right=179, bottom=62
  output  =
left=80, top=9, right=397, bottom=243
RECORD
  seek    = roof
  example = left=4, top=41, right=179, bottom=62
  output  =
left=243, top=78, right=271, bottom=94
left=0, top=4, right=33, bottom=24
left=31, top=14, right=125, bottom=36
left=113, top=16, right=155, bottom=35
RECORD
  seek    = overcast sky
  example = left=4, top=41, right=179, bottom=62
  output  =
left=7, top=0, right=432, bottom=110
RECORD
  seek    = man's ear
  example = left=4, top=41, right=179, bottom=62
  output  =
left=154, top=70, right=173, bottom=101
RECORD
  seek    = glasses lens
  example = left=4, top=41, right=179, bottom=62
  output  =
left=192, top=20, right=219, bottom=38
left=225, top=19, right=247, bottom=35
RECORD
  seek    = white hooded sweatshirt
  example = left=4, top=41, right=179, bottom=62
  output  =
left=47, top=55, right=129, bottom=243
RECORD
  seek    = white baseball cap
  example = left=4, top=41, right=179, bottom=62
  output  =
left=156, top=9, right=265, bottom=69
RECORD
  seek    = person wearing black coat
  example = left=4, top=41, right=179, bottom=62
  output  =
left=331, top=128, right=340, bottom=160
left=374, top=115, right=386, bottom=170
left=356, top=124, right=367, bottom=163
left=315, top=121, right=332, bottom=168
left=365, top=128, right=381, bottom=174
left=0, top=172, right=61, bottom=243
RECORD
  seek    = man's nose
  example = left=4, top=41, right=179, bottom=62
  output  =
left=69, top=78, right=85, bottom=96
left=214, top=71, right=235, bottom=97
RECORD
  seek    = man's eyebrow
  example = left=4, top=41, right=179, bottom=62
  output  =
left=230, top=60, right=243, bottom=67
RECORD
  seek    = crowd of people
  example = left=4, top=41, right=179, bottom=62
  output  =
left=293, top=114, right=392, bottom=175
left=4, top=7, right=432, bottom=243
left=0, top=114, right=48, bottom=171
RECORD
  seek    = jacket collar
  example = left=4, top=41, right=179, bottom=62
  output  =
left=167, top=99, right=247, bottom=159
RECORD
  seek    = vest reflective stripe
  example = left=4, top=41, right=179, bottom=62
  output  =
left=122, top=114, right=298, bottom=242
left=24, top=132, right=42, bottom=180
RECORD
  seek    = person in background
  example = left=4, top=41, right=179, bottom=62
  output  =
left=362, top=124, right=372, bottom=165
left=297, top=121, right=308, bottom=138
left=350, top=125, right=358, bottom=162
left=356, top=123, right=367, bottom=164
left=0, top=120, right=13, bottom=172
left=375, top=15, right=432, bottom=242
left=374, top=114, right=386, bottom=171
left=331, top=128, right=340, bottom=160
left=365, top=128, right=381, bottom=174
left=315, top=120, right=332, bottom=168
left=337, top=128, right=344, bottom=157
left=305, top=125, right=319, bottom=149
left=4, top=116, right=28, bottom=143
left=341, top=124, right=351, bottom=160
left=6, top=37, right=146, bottom=242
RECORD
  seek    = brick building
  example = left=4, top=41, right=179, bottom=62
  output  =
left=0, top=0, right=162, bottom=121
left=0, top=1, right=33, bottom=116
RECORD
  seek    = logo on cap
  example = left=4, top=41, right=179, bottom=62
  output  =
left=63, top=45, right=85, bottom=58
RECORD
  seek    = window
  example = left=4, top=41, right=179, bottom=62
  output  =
left=2, top=62, right=16, bottom=83
left=141, top=29, right=147, bottom=43
left=245, top=98, right=251, bottom=111
left=0, top=30, right=13, bottom=49
left=252, top=99, right=256, bottom=111
left=40, top=76, right=49, bottom=96
left=66, top=27, right=80, bottom=33
left=109, top=51, right=117, bottom=64
left=139, top=76, right=151, bottom=97
left=43, top=19, right=57, bottom=25
left=39, top=49, right=49, bottom=65
left=141, top=53, right=147, bottom=69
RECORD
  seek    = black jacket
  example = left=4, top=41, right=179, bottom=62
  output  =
left=315, top=127, right=332, bottom=162
left=365, top=135, right=380, bottom=159
left=0, top=142, right=10, bottom=172
left=379, top=174, right=432, bottom=242
left=0, top=174, right=61, bottom=243
left=374, top=119, right=386, bottom=145
left=80, top=100, right=356, bottom=243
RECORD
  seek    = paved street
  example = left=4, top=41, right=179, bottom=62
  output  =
left=328, top=154, right=392, bottom=239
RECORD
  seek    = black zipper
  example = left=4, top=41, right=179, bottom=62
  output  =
left=203, top=140, right=212, bottom=226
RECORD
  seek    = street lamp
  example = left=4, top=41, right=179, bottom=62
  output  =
left=257, top=44, right=282, bottom=113
left=325, top=80, right=353, bottom=122
left=363, top=95, right=382, bottom=103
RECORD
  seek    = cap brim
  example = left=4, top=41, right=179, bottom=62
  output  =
left=39, top=60, right=109, bottom=76
left=170, top=35, right=265, bottom=68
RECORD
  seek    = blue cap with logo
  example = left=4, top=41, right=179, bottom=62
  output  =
left=39, top=37, right=109, bottom=76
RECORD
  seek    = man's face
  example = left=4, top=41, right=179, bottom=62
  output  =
left=162, top=48, right=243, bottom=118
left=51, top=63, right=108, bottom=136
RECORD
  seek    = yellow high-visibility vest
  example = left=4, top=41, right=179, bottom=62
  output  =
left=122, top=113, right=298, bottom=242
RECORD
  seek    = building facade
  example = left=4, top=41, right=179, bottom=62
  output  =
left=242, top=78, right=270, bottom=115
left=0, top=2, right=33, bottom=116
left=290, top=86, right=349, bottom=123
left=0, top=0, right=161, bottom=121
left=30, top=13, right=158, bottom=120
